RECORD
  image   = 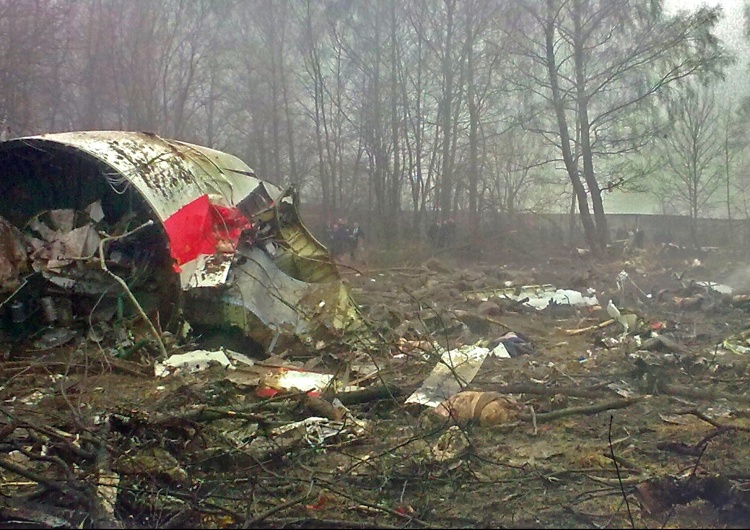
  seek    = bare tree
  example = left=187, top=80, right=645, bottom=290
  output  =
left=657, top=82, right=723, bottom=245
left=0, top=0, right=74, bottom=134
left=505, top=0, right=729, bottom=254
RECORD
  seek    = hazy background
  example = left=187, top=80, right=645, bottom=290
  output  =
left=0, top=0, right=746, bottom=250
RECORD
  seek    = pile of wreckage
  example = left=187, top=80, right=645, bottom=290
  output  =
left=0, top=131, right=361, bottom=359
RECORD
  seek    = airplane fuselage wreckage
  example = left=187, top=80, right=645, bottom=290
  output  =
left=0, top=131, right=360, bottom=354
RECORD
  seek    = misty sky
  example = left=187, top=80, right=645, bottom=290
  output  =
left=604, top=0, right=749, bottom=216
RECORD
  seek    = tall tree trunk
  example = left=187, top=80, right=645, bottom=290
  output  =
left=572, top=0, right=606, bottom=252
left=438, top=0, right=456, bottom=221
left=465, top=8, right=480, bottom=247
left=544, top=0, right=597, bottom=250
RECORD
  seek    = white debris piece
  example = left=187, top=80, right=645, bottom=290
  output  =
left=607, top=299, right=635, bottom=335
left=466, top=284, right=599, bottom=310
left=405, top=342, right=510, bottom=407
left=155, top=349, right=233, bottom=377
left=224, top=349, right=255, bottom=367
left=696, top=281, right=733, bottom=295
left=607, top=299, right=621, bottom=321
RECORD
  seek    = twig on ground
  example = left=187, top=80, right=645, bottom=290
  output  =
left=517, top=398, right=642, bottom=423
left=609, top=415, right=635, bottom=529
left=243, top=480, right=314, bottom=528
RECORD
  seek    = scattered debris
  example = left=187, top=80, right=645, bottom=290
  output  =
left=466, top=284, right=599, bottom=311
left=154, top=349, right=233, bottom=377
left=2, top=135, right=750, bottom=528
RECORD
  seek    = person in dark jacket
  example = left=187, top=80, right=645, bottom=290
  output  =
left=332, top=220, right=349, bottom=258
left=444, top=218, right=456, bottom=247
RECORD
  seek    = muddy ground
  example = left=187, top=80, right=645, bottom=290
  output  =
left=2, top=239, right=750, bottom=529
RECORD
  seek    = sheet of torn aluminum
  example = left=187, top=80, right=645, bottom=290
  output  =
left=30, top=132, right=281, bottom=226
left=405, top=342, right=511, bottom=407
left=0, top=132, right=360, bottom=346
left=465, top=284, right=599, bottom=310
left=257, top=415, right=368, bottom=447
left=186, top=245, right=359, bottom=348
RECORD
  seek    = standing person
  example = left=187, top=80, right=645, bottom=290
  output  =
left=349, top=222, right=364, bottom=261
left=634, top=228, right=645, bottom=249
left=332, top=219, right=349, bottom=260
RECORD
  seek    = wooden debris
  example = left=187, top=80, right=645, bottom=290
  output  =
left=563, top=319, right=615, bottom=335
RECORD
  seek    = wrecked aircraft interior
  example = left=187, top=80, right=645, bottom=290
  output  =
left=0, top=131, right=360, bottom=355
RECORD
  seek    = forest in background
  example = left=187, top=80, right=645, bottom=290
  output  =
left=1, top=0, right=748, bottom=251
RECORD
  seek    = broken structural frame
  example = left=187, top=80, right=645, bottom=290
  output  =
left=0, top=131, right=359, bottom=353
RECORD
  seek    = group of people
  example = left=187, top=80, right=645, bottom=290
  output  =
left=427, top=218, right=456, bottom=249
left=325, top=218, right=365, bottom=261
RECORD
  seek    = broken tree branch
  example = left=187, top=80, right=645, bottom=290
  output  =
left=655, top=408, right=750, bottom=457
left=0, top=454, right=82, bottom=500
left=664, top=385, right=750, bottom=404
left=327, top=384, right=406, bottom=406
left=243, top=480, right=314, bottom=528
left=564, top=319, right=615, bottom=335
left=96, top=220, right=167, bottom=359
left=676, top=408, right=750, bottom=432
left=518, top=397, right=643, bottom=423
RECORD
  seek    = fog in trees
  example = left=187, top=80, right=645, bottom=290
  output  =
left=0, top=0, right=744, bottom=252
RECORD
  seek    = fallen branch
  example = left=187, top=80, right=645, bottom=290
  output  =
left=146, top=405, right=272, bottom=426
left=518, top=397, right=642, bottom=423
left=564, top=319, right=615, bottom=336
left=481, top=315, right=515, bottom=331
left=243, top=481, right=314, bottom=528
left=486, top=383, right=610, bottom=399
left=0, top=504, right=74, bottom=528
left=318, top=480, right=433, bottom=528
left=585, top=474, right=645, bottom=486
left=657, top=408, right=750, bottom=457
left=327, top=384, right=405, bottom=406
left=664, top=385, right=750, bottom=404
left=676, top=408, right=750, bottom=432
left=0, top=454, right=82, bottom=500
left=257, top=517, right=399, bottom=529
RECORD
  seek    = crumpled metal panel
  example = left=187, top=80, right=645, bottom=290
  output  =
left=28, top=131, right=283, bottom=223
left=183, top=245, right=360, bottom=349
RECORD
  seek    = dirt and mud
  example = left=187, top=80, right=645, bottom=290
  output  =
left=2, top=239, right=750, bottom=529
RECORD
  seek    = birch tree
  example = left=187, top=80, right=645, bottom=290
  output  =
left=506, top=0, right=728, bottom=253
